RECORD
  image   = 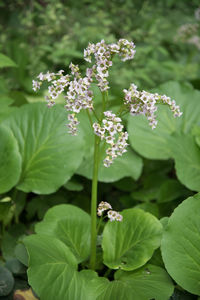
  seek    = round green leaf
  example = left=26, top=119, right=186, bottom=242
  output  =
left=102, top=208, right=163, bottom=270
left=0, top=125, right=21, bottom=193
left=24, top=234, right=95, bottom=300
left=161, top=193, right=200, bottom=295
left=35, top=204, right=91, bottom=263
left=3, top=103, right=84, bottom=194
left=0, top=266, right=14, bottom=296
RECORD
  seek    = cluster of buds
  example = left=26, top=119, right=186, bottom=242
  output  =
left=93, top=111, right=129, bottom=167
left=97, top=201, right=123, bottom=222
left=84, top=39, right=136, bottom=91
left=123, top=83, right=182, bottom=129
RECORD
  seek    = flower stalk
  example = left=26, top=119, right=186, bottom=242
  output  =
left=90, top=134, right=100, bottom=270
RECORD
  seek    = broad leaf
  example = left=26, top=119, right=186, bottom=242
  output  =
left=35, top=204, right=90, bottom=263
left=161, top=193, right=200, bottom=295
left=0, top=126, right=21, bottom=193
left=3, top=103, right=84, bottom=194
left=127, top=81, right=200, bottom=191
left=24, top=234, right=96, bottom=300
left=88, top=264, right=173, bottom=300
left=114, top=264, right=174, bottom=300
left=102, top=208, right=163, bottom=270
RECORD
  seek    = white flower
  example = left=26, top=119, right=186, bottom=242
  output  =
left=107, top=210, right=123, bottom=222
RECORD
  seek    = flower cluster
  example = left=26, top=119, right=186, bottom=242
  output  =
left=84, top=39, right=136, bottom=91
left=97, top=201, right=112, bottom=216
left=123, top=84, right=182, bottom=129
left=32, top=70, right=70, bottom=107
left=32, top=39, right=136, bottom=137
left=93, top=111, right=129, bottom=167
left=97, top=201, right=123, bottom=222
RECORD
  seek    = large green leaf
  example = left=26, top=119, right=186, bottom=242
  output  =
left=3, top=103, right=84, bottom=194
left=127, top=81, right=200, bottom=191
left=35, top=204, right=91, bottom=263
left=0, top=125, right=21, bottom=193
left=114, top=264, right=174, bottom=300
left=24, top=234, right=94, bottom=300
left=102, top=208, right=163, bottom=270
left=161, top=193, right=200, bottom=295
left=88, top=264, right=173, bottom=300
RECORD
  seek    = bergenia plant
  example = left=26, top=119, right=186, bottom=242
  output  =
left=25, top=39, right=182, bottom=299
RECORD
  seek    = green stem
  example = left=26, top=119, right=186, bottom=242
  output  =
left=90, top=134, right=101, bottom=270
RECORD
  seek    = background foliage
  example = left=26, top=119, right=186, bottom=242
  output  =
left=0, top=0, right=200, bottom=299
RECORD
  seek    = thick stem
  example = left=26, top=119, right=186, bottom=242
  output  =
left=90, top=134, right=100, bottom=270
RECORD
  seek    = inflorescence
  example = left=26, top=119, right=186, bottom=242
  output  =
left=97, top=201, right=123, bottom=222
left=32, top=39, right=182, bottom=168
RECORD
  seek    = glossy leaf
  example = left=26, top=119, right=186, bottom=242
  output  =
left=3, top=103, right=84, bottom=194
left=102, top=208, right=163, bottom=270
left=0, top=125, right=21, bottom=193
left=161, top=193, right=200, bottom=295
left=35, top=204, right=90, bottom=263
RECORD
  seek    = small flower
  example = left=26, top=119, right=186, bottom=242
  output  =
left=107, top=210, right=123, bottom=222
left=97, top=201, right=112, bottom=216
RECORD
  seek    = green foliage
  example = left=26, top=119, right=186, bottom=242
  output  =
left=0, top=266, right=14, bottom=296
left=0, top=53, right=17, bottom=68
left=102, top=208, right=162, bottom=270
left=0, top=1, right=200, bottom=299
left=161, top=193, right=200, bottom=295
left=3, top=103, right=84, bottom=194
left=128, top=81, right=200, bottom=191
left=77, top=147, right=143, bottom=182
left=35, top=204, right=91, bottom=263
left=0, top=126, right=21, bottom=193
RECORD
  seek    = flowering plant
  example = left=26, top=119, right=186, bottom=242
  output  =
left=24, top=39, right=182, bottom=300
